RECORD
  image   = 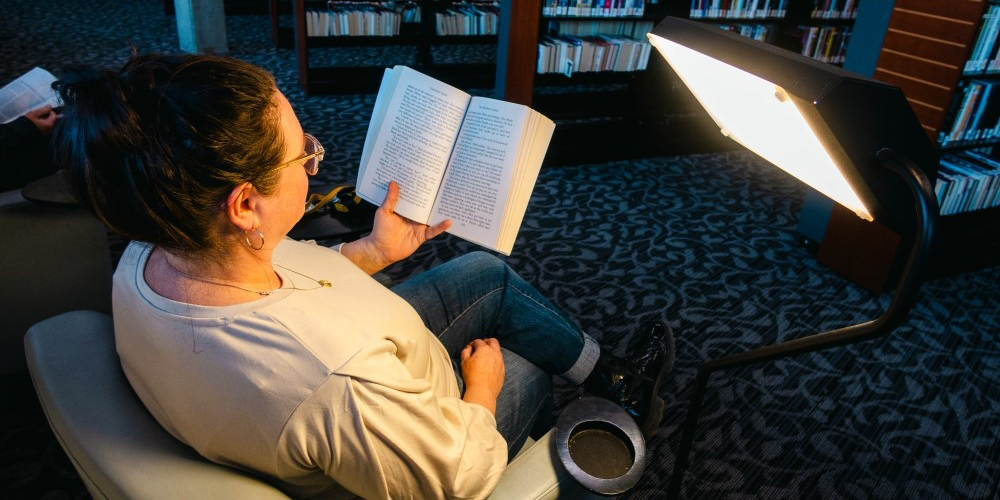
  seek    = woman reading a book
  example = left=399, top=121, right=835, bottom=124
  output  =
left=52, top=52, right=672, bottom=500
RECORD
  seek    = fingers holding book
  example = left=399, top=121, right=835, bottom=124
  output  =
left=364, top=180, right=452, bottom=267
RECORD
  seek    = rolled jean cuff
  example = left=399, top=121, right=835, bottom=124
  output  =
left=558, top=333, right=600, bottom=386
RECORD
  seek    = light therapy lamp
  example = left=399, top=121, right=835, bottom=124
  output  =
left=646, top=17, right=940, bottom=496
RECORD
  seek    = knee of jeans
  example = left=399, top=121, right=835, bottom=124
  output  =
left=459, top=251, right=510, bottom=280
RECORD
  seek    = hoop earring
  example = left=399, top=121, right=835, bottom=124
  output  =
left=244, top=227, right=265, bottom=251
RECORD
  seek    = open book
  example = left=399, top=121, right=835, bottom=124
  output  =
left=357, top=65, right=555, bottom=255
left=0, top=67, right=60, bottom=124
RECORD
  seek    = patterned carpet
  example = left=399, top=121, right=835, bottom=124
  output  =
left=2, top=1, right=998, bottom=499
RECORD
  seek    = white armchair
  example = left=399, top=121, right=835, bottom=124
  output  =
left=25, top=310, right=602, bottom=499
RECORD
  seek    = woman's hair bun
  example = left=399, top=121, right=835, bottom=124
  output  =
left=52, top=52, right=286, bottom=256
left=54, top=65, right=121, bottom=106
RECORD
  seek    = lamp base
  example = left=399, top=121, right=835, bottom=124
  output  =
left=817, top=203, right=903, bottom=293
left=554, top=397, right=646, bottom=496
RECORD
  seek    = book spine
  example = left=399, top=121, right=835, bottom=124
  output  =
left=944, top=84, right=978, bottom=145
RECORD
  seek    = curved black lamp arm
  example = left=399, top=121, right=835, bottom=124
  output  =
left=667, top=148, right=939, bottom=498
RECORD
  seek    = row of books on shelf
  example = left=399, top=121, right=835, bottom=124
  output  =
left=936, top=151, right=1000, bottom=215
left=547, top=19, right=654, bottom=38
left=940, top=80, right=1000, bottom=147
left=537, top=35, right=652, bottom=75
left=799, top=25, right=850, bottom=64
left=689, top=0, right=787, bottom=20
left=810, top=0, right=857, bottom=20
left=435, top=3, right=499, bottom=35
left=964, top=4, right=1000, bottom=74
left=542, top=0, right=647, bottom=17
left=716, top=23, right=773, bottom=43
left=304, top=3, right=419, bottom=36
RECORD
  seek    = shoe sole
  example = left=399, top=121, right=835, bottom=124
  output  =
left=638, top=353, right=669, bottom=438
left=640, top=323, right=675, bottom=438
left=640, top=394, right=664, bottom=438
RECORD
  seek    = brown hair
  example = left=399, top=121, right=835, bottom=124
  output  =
left=52, top=52, right=286, bottom=257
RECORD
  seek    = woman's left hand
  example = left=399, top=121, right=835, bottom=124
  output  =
left=340, top=181, right=451, bottom=274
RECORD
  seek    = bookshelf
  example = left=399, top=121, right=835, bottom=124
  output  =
left=811, top=0, right=1000, bottom=291
left=268, top=0, right=499, bottom=94
left=514, top=1, right=864, bottom=165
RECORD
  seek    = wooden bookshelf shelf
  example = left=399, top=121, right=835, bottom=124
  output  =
left=938, top=138, right=1000, bottom=151
left=535, top=71, right=645, bottom=86
left=429, top=34, right=499, bottom=44
left=692, top=16, right=784, bottom=21
left=543, top=15, right=652, bottom=20
left=277, top=29, right=426, bottom=47
left=961, top=71, right=1000, bottom=78
left=807, top=16, right=857, bottom=21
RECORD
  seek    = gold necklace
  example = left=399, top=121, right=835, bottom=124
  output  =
left=274, top=263, right=333, bottom=289
left=163, top=256, right=331, bottom=296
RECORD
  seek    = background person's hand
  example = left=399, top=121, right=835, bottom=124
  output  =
left=460, top=338, right=505, bottom=415
left=24, top=105, right=58, bottom=136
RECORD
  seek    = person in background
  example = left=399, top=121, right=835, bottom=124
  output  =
left=52, top=52, right=673, bottom=499
left=0, top=104, right=59, bottom=192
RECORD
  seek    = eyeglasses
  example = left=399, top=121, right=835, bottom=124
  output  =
left=276, top=133, right=324, bottom=176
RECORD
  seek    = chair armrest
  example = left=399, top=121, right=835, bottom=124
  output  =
left=488, top=431, right=605, bottom=500
left=25, top=311, right=291, bottom=500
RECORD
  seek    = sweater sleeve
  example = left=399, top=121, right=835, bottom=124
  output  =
left=276, top=339, right=508, bottom=500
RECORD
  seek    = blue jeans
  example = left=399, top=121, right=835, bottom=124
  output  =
left=392, top=252, right=600, bottom=458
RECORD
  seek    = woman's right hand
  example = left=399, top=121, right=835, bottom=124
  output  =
left=460, top=338, right=505, bottom=415
left=340, top=181, right=450, bottom=274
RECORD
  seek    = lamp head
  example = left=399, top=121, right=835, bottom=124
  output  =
left=648, top=17, right=937, bottom=230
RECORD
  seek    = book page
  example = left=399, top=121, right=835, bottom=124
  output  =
left=495, top=111, right=555, bottom=254
left=0, top=67, right=60, bottom=124
left=356, top=66, right=470, bottom=223
left=358, top=68, right=394, bottom=181
left=429, top=97, right=529, bottom=250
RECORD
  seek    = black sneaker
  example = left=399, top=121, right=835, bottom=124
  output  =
left=584, top=322, right=675, bottom=437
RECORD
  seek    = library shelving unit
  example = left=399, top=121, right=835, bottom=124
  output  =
left=267, top=0, right=499, bottom=94
left=680, top=1, right=859, bottom=64
left=513, top=1, right=862, bottom=165
left=776, top=0, right=858, bottom=65
left=517, top=1, right=731, bottom=165
left=815, top=0, right=1000, bottom=290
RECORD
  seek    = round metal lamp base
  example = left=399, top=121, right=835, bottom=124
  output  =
left=554, top=397, right=646, bottom=496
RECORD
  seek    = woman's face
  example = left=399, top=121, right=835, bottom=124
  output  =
left=261, top=90, right=310, bottom=244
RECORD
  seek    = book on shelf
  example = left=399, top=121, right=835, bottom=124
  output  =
left=936, top=151, right=1000, bottom=215
left=690, top=0, right=786, bottom=19
left=436, top=2, right=499, bottom=36
left=356, top=65, right=556, bottom=255
left=717, top=23, right=774, bottom=43
left=940, top=80, right=1000, bottom=146
left=306, top=2, right=423, bottom=36
left=810, top=0, right=857, bottom=20
left=537, top=34, right=651, bottom=74
left=965, top=5, right=1000, bottom=74
left=543, top=0, right=645, bottom=17
left=796, top=25, right=850, bottom=64
left=0, top=67, right=60, bottom=124
left=547, top=18, right=654, bottom=38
